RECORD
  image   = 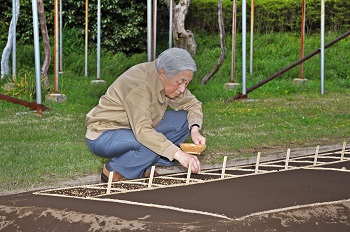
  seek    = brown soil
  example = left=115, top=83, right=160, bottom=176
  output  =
left=1, top=145, right=350, bottom=231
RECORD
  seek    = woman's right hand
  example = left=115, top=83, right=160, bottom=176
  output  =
left=173, top=150, right=201, bottom=174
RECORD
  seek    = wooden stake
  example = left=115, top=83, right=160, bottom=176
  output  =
left=106, top=171, right=114, bottom=194
left=147, top=166, right=156, bottom=189
left=285, top=148, right=291, bottom=170
left=341, top=142, right=346, bottom=161
left=313, top=145, right=320, bottom=165
left=255, top=152, right=261, bottom=174
left=221, top=156, right=228, bottom=179
left=186, top=159, right=193, bottom=184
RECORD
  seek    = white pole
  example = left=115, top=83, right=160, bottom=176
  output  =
left=153, top=0, right=157, bottom=59
left=231, top=0, right=237, bottom=82
left=169, top=0, right=173, bottom=48
left=32, top=0, right=42, bottom=104
left=59, top=0, right=63, bottom=73
left=85, top=0, right=89, bottom=76
left=97, top=0, right=101, bottom=80
left=12, top=0, right=17, bottom=80
left=242, top=0, right=247, bottom=95
left=249, top=0, right=254, bottom=75
left=55, top=0, right=59, bottom=92
left=320, top=0, right=325, bottom=94
left=147, top=0, right=152, bottom=62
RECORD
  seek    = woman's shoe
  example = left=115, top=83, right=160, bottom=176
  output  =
left=101, top=165, right=127, bottom=183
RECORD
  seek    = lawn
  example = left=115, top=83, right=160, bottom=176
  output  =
left=1, top=31, right=349, bottom=193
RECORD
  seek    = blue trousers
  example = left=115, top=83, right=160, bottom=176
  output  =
left=86, top=110, right=190, bottom=179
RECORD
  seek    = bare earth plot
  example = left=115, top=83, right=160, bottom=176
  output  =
left=1, top=146, right=350, bottom=231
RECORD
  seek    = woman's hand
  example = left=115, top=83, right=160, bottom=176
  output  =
left=173, top=150, right=201, bottom=173
left=190, top=126, right=206, bottom=145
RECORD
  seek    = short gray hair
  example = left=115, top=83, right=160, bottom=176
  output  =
left=155, top=48, right=197, bottom=77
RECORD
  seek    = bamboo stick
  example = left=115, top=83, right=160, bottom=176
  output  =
left=186, top=159, right=193, bottom=184
left=106, top=171, right=114, bottom=194
left=341, top=142, right=346, bottom=161
left=148, top=166, right=156, bottom=188
left=313, top=145, right=320, bottom=165
left=255, top=152, right=261, bottom=173
left=285, top=148, right=291, bottom=170
left=221, top=156, right=227, bottom=179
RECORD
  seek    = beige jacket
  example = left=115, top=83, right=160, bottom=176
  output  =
left=85, top=61, right=203, bottom=160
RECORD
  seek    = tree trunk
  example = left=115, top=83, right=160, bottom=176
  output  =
left=1, top=0, right=20, bottom=79
left=165, top=0, right=197, bottom=56
left=201, top=0, right=226, bottom=85
left=37, top=0, right=51, bottom=89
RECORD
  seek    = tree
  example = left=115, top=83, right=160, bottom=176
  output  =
left=37, top=0, right=51, bottom=88
left=164, top=0, right=197, bottom=56
left=1, top=0, right=51, bottom=89
left=201, top=0, right=226, bottom=85
left=1, top=0, right=20, bottom=79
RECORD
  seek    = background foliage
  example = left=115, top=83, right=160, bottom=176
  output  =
left=187, top=0, right=350, bottom=34
left=0, top=0, right=349, bottom=55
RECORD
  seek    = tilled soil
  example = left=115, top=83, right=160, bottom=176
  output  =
left=1, top=145, right=350, bottom=231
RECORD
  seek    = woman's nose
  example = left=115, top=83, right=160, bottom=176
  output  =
left=179, top=84, right=186, bottom=93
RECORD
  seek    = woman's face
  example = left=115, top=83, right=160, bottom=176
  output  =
left=159, top=69, right=193, bottom=99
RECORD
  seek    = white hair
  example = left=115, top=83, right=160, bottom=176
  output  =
left=155, top=47, right=197, bottom=77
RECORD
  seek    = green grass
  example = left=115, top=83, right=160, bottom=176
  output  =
left=1, top=31, right=350, bottom=193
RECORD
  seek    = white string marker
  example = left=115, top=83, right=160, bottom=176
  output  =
left=340, top=142, right=346, bottom=161
left=255, top=152, right=261, bottom=174
left=147, top=165, right=156, bottom=189
left=106, top=171, right=114, bottom=194
left=221, top=156, right=228, bottom=179
left=285, top=148, right=291, bottom=170
left=313, top=145, right=320, bottom=165
left=186, top=159, right=193, bottom=184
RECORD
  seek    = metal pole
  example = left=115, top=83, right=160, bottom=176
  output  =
left=152, top=0, right=157, bottom=60
left=231, top=0, right=237, bottom=83
left=59, top=0, right=63, bottom=73
left=169, top=0, right=173, bottom=48
left=32, top=0, right=42, bottom=104
left=12, top=0, right=16, bottom=80
left=299, top=0, right=306, bottom=79
left=147, top=0, right=152, bottom=62
left=320, top=0, right=325, bottom=94
left=97, top=0, right=101, bottom=80
left=85, top=0, right=89, bottom=76
left=54, top=0, right=59, bottom=92
left=249, top=0, right=254, bottom=75
left=242, top=0, right=247, bottom=95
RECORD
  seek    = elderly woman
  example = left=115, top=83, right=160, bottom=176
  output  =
left=85, top=48, right=206, bottom=182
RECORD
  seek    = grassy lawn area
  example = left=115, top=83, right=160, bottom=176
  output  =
left=1, top=32, right=349, bottom=193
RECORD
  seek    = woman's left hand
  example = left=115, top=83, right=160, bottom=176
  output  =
left=190, top=127, right=206, bottom=145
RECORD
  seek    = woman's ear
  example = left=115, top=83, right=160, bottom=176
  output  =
left=158, top=68, right=167, bottom=80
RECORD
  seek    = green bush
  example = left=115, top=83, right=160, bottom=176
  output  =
left=186, top=0, right=350, bottom=34
left=0, top=0, right=149, bottom=54
left=0, top=0, right=349, bottom=55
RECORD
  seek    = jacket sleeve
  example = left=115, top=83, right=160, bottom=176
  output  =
left=169, top=89, right=203, bottom=130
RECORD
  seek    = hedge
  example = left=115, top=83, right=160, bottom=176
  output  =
left=187, top=0, right=350, bottom=34
left=0, top=0, right=348, bottom=54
